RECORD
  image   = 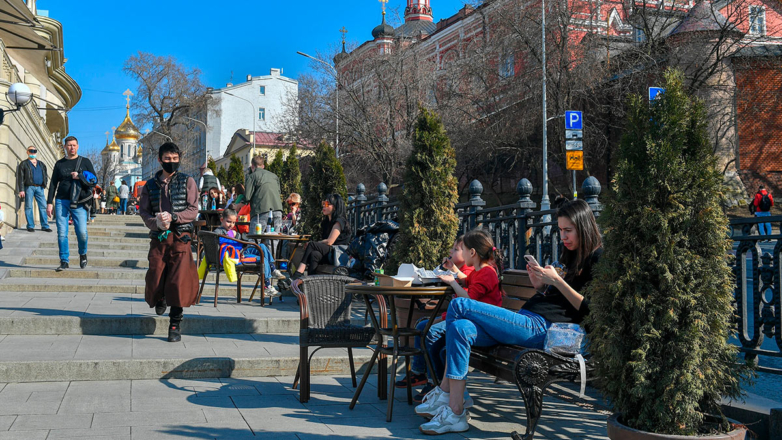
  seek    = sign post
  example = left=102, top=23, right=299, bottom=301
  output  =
left=564, top=111, right=583, bottom=198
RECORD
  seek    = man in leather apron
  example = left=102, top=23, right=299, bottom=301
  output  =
left=138, top=142, right=199, bottom=342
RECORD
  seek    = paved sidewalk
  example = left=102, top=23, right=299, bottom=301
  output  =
left=0, top=373, right=611, bottom=440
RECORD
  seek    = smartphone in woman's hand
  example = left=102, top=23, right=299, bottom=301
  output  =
left=524, top=255, right=541, bottom=268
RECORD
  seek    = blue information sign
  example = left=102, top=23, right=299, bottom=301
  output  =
left=649, top=87, right=665, bottom=101
left=565, top=111, right=583, bottom=130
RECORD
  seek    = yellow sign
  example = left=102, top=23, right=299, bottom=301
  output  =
left=566, top=151, right=583, bottom=170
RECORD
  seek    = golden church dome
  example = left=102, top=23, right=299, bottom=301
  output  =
left=136, top=144, right=142, bottom=156
left=107, top=136, right=120, bottom=152
left=114, top=108, right=141, bottom=140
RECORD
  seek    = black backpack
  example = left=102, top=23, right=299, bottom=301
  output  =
left=760, top=192, right=772, bottom=212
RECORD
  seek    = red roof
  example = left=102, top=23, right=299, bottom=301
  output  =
left=245, top=131, right=314, bottom=149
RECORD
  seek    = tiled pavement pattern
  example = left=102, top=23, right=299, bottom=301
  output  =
left=0, top=375, right=611, bottom=440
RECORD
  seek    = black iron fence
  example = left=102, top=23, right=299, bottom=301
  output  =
left=348, top=178, right=781, bottom=374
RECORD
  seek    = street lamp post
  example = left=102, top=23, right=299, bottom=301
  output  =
left=223, top=91, right=256, bottom=158
left=184, top=116, right=208, bottom=171
left=297, top=51, right=340, bottom=158
left=541, top=0, right=550, bottom=211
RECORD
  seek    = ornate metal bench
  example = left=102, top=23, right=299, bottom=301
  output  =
left=468, top=269, right=595, bottom=440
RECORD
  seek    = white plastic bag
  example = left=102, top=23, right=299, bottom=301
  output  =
left=544, top=323, right=585, bottom=356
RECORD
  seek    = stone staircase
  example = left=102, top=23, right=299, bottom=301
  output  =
left=0, top=215, right=372, bottom=383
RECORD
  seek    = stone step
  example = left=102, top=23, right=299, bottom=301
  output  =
left=0, top=333, right=373, bottom=382
left=38, top=241, right=151, bottom=251
left=64, top=230, right=149, bottom=238
left=24, top=256, right=150, bottom=268
left=0, top=315, right=299, bottom=335
left=6, top=268, right=245, bottom=283
left=0, top=279, right=275, bottom=296
left=32, top=249, right=154, bottom=258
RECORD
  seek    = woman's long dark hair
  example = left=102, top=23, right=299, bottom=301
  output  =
left=557, top=199, right=601, bottom=281
left=462, top=228, right=505, bottom=293
left=324, top=193, right=346, bottom=220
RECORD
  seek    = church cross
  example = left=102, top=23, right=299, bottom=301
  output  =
left=379, top=0, right=388, bottom=14
left=122, top=89, right=134, bottom=109
left=339, top=27, right=348, bottom=44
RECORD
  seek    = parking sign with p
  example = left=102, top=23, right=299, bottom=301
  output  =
left=565, top=111, right=583, bottom=130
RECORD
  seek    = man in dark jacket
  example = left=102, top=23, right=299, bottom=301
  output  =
left=754, top=185, right=774, bottom=237
left=17, top=145, right=51, bottom=233
left=245, top=155, right=283, bottom=234
left=138, top=142, right=199, bottom=343
left=46, top=137, right=96, bottom=271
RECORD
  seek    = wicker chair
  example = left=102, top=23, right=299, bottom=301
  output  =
left=291, top=275, right=376, bottom=403
left=197, top=231, right=270, bottom=307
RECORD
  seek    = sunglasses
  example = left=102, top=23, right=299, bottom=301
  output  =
left=288, top=202, right=299, bottom=207
left=321, top=201, right=331, bottom=208
left=28, top=149, right=37, bottom=154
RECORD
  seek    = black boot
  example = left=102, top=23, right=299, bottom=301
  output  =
left=79, top=254, right=88, bottom=269
left=56, top=261, right=69, bottom=272
left=168, top=323, right=181, bottom=342
left=155, top=298, right=167, bottom=316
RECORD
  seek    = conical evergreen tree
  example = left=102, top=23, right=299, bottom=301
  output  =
left=302, top=141, right=347, bottom=238
left=282, top=144, right=302, bottom=201
left=584, top=69, right=751, bottom=435
left=389, top=107, right=459, bottom=273
left=267, top=149, right=284, bottom=177
left=227, top=155, right=244, bottom=188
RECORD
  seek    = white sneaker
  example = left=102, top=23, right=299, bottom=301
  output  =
left=271, top=269, right=286, bottom=280
left=415, top=386, right=449, bottom=418
left=265, top=285, right=281, bottom=298
left=419, top=405, right=470, bottom=435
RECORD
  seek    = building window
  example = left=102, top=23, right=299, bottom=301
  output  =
left=259, top=85, right=266, bottom=95
left=258, top=107, right=266, bottom=121
left=499, top=53, right=515, bottom=79
left=749, top=6, right=766, bottom=36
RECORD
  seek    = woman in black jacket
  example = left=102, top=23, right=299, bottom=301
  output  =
left=291, top=193, right=352, bottom=278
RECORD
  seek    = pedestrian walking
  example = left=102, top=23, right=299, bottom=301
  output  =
left=138, top=142, right=199, bottom=343
left=118, top=180, right=130, bottom=215
left=245, top=155, right=283, bottom=235
left=754, top=185, right=774, bottom=238
left=16, top=145, right=52, bottom=233
left=46, top=136, right=96, bottom=271
left=106, top=182, right=119, bottom=214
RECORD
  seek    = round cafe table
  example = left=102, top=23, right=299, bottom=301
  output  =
left=346, top=283, right=452, bottom=422
left=198, top=209, right=223, bottom=231
left=246, top=233, right=310, bottom=303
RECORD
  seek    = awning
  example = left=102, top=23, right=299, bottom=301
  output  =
left=0, top=0, right=62, bottom=102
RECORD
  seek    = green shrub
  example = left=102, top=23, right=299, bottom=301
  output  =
left=389, top=107, right=459, bottom=273
left=267, top=149, right=284, bottom=177
left=282, top=144, right=302, bottom=205
left=302, top=141, right=347, bottom=239
left=584, top=69, right=751, bottom=435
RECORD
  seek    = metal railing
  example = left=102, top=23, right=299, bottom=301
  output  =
left=348, top=178, right=781, bottom=374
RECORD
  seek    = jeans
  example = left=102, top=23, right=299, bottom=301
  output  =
left=23, top=186, right=49, bottom=229
left=756, top=211, right=772, bottom=236
left=445, top=297, right=549, bottom=380
left=55, top=199, right=89, bottom=263
left=119, top=198, right=128, bottom=215
left=411, top=319, right=447, bottom=381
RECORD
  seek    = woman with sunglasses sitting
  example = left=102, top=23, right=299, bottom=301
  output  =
left=285, top=193, right=302, bottom=232
left=291, top=193, right=351, bottom=280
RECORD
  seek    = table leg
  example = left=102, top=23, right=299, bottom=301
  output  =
left=349, top=346, right=379, bottom=410
left=351, top=293, right=383, bottom=409
left=386, top=295, right=400, bottom=422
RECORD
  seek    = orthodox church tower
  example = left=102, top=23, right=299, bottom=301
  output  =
left=405, top=0, right=433, bottom=22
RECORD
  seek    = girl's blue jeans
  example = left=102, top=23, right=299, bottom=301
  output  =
left=445, top=297, right=549, bottom=381
left=411, top=319, right=447, bottom=381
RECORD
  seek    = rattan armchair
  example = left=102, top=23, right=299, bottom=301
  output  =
left=197, top=231, right=270, bottom=307
left=291, top=275, right=377, bottom=403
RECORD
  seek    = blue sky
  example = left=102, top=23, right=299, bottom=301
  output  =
left=39, top=0, right=471, bottom=155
